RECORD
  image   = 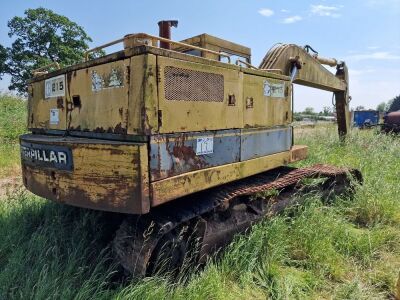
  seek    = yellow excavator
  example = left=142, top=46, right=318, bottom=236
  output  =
left=20, top=20, right=361, bottom=276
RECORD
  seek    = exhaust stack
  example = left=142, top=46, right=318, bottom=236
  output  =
left=158, top=20, right=178, bottom=49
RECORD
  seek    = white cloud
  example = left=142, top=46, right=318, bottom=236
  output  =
left=281, top=9, right=290, bottom=13
left=310, top=4, right=341, bottom=17
left=347, top=51, right=400, bottom=61
left=348, top=68, right=375, bottom=76
left=258, top=8, right=274, bottom=17
left=367, top=46, right=380, bottom=50
left=282, top=15, right=302, bottom=24
left=367, top=0, right=400, bottom=10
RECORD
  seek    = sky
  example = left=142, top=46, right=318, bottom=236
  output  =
left=0, top=0, right=399, bottom=112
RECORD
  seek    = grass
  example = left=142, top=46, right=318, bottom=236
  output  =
left=0, top=93, right=26, bottom=178
left=0, top=98, right=399, bottom=299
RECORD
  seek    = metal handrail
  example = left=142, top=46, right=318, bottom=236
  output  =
left=84, top=33, right=231, bottom=63
left=32, top=62, right=60, bottom=76
left=235, top=59, right=258, bottom=69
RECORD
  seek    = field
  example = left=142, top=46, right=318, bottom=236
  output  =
left=0, top=94, right=400, bottom=299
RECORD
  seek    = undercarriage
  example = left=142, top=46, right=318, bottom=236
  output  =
left=113, top=164, right=362, bottom=277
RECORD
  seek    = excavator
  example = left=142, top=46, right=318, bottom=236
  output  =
left=20, top=21, right=361, bottom=277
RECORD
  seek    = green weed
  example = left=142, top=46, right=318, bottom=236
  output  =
left=0, top=125, right=399, bottom=299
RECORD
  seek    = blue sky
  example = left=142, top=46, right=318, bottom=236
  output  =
left=1, top=0, right=399, bottom=111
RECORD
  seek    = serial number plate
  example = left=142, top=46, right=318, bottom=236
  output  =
left=45, top=75, right=65, bottom=99
left=20, top=141, right=73, bottom=171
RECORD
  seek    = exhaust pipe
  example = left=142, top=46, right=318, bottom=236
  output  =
left=158, top=20, right=178, bottom=49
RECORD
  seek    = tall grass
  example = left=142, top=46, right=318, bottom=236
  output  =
left=0, top=93, right=27, bottom=177
left=0, top=126, right=399, bottom=299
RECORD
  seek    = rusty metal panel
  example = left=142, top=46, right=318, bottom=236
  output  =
left=28, top=76, right=68, bottom=131
left=67, top=58, right=131, bottom=134
left=240, top=127, right=292, bottom=161
left=128, top=54, right=158, bottom=135
left=20, top=134, right=149, bottom=214
left=243, top=73, right=291, bottom=128
left=149, top=130, right=240, bottom=181
left=151, top=151, right=291, bottom=207
left=157, top=56, right=243, bottom=133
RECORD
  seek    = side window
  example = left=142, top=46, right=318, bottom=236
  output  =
left=219, top=51, right=249, bottom=64
left=183, top=49, right=202, bottom=57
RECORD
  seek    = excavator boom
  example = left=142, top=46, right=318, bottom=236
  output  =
left=259, top=44, right=350, bottom=137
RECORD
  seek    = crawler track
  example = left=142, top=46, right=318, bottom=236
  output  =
left=113, top=164, right=362, bottom=278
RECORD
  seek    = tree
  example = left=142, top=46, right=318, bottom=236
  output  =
left=321, top=106, right=332, bottom=116
left=303, top=107, right=315, bottom=115
left=355, top=105, right=365, bottom=111
left=0, top=44, right=7, bottom=80
left=387, top=95, right=400, bottom=112
left=376, top=102, right=386, bottom=112
left=2, top=8, right=94, bottom=94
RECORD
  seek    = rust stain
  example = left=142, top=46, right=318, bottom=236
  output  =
left=70, top=125, right=81, bottom=131
left=94, top=127, right=106, bottom=133
left=56, top=97, right=64, bottom=109
left=114, top=123, right=127, bottom=134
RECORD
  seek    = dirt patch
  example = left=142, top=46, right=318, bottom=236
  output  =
left=0, top=176, right=23, bottom=198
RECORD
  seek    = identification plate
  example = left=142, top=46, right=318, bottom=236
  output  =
left=20, top=141, right=73, bottom=171
left=196, top=137, right=213, bottom=155
left=49, top=109, right=59, bottom=125
left=45, top=75, right=65, bottom=99
left=263, top=80, right=285, bottom=98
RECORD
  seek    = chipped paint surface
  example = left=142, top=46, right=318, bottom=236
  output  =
left=20, top=134, right=150, bottom=214
left=149, top=127, right=292, bottom=182
left=150, top=130, right=240, bottom=181
left=91, top=68, right=124, bottom=91
left=240, top=127, right=292, bottom=161
left=263, top=80, right=285, bottom=98
left=23, top=46, right=310, bottom=213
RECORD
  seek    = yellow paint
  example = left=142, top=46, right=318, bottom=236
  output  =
left=68, top=58, right=131, bottom=132
left=157, top=56, right=244, bottom=133
left=21, top=134, right=149, bottom=214
left=151, top=151, right=291, bottom=206
left=128, top=54, right=158, bottom=134
left=173, top=33, right=251, bottom=62
left=243, top=74, right=291, bottom=128
left=28, top=79, right=68, bottom=130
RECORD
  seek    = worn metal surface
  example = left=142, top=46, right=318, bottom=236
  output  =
left=259, top=43, right=350, bottom=137
left=128, top=54, right=158, bottom=135
left=259, top=44, right=346, bottom=92
left=150, top=150, right=292, bottom=206
left=20, top=134, right=150, bottom=214
left=243, top=74, right=291, bottom=128
left=290, top=145, right=308, bottom=163
left=28, top=77, right=68, bottom=131
left=67, top=58, right=130, bottom=134
left=157, top=55, right=243, bottom=133
left=240, top=127, right=292, bottom=161
left=150, top=130, right=241, bottom=181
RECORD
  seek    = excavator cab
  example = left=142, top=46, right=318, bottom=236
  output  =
left=172, top=33, right=251, bottom=64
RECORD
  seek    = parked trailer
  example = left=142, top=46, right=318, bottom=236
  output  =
left=353, top=110, right=379, bottom=128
